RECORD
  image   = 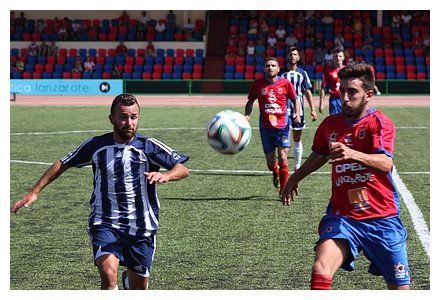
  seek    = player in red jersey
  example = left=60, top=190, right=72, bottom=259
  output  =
left=281, top=63, right=410, bottom=289
left=245, top=57, right=299, bottom=195
left=319, top=48, right=345, bottom=115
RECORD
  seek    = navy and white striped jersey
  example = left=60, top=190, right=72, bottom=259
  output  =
left=281, top=67, right=313, bottom=109
left=60, top=132, right=189, bottom=237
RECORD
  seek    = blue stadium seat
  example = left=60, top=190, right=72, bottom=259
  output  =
left=11, top=48, right=19, bottom=56
left=155, top=56, right=164, bottom=65
left=143, top=64, right=153, bottom=73
left=194, top=56, right=204, bottom=65
left=79, top=48, right=87, bottom=57
left=225, top=65, right=235, bottom=73
left=37, top=56, right=46, bottom=65
left=162, top=72, right=172, bottom=79
left=386, top=71, right=396, bottom=79
left=116, top=55, right=125, bottom=65
left=396, top=72, right=406, bottom=79
left=183, top=64, right=193, bottom=73
left=104, top=64, right=113, bottom=72
left=106, top=56, right=115, bottom=64
left=24, top=64, right=34, bottom=72
left=117, top=33, right=126, bottom=41
left=89, top=48, right=97, bottom=57
left=173, top=64, right=183, bottom=72
left=156, top=48, right=165, bottom=57
left=132, top=72, right=142, bottom=79
left=127, top=48, right=136, bottom=57
left=166, top=49, right=175, bottom=57
left=134, top=65, right=143, bottom=73
left=54, top=64, right=64, bottom=72
left=42, top=72, right=52, bottom=79
left=93, top=72, right=103, bottom=79
left=64, top=64, right=73, bottom=72
left=66, top=56, right=76, bottom=65
left=224, top=72, right=234, bottom=79
left=235, top=72, right=244, bottom=79
left=83, top=72, right=92, bottom=79
left=172, top=71, right=182, bottom=79
left=52, top=72, right=62, bottom=79
left=145, top=55, right=154, bottom=65
left=12, top=71, right=22, bottom=79
left=94, top=64, right=104, bottom=72
left=195, top=49, right=204, bottom=57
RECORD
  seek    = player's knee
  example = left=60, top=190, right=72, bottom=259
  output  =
left=99, top=265, right=118, bottom=287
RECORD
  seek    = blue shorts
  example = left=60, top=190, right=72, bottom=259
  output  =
left=287, top=98, right=305, bottom=130
left=88, top=225, right=156, bottom=277
left=317, top=215, right=411, bottom=285
left=259, top=125, right=291, bottom=154
left=329, top=96, right=342, bottom=115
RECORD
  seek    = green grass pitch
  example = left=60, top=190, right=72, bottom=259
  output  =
left=10, top=105, right=429, bottom=290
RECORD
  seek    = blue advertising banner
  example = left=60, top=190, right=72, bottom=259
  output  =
left=10, top=79, right=123, bottom=95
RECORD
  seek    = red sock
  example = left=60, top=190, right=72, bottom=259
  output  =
left=268, top=163, right=279, bottom=175
left=279, top=163, right=289, bottom=190
left=310, top=273, right=332, bottom=290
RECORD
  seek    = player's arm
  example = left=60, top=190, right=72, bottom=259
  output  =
left=281, top=152, right=329, bottom=206
left=305, top=89, right=317, bottom=121
left=244, top=99, right=255, bottom=122
left=145, top=163, right=189, bottom=184
left=11, top=160, right=69, bottom=213
left=328, top=142, right=393, bottom=173
left=318, top=87, right=326, bottom=114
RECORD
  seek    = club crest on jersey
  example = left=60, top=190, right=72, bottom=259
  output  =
left=394, top=262, right=409, bottom=279
left=344, top=133, right=353, bottom=147
left=268, top=89, right=277, bottom=103
left=278, top=88, right=283, bottom=94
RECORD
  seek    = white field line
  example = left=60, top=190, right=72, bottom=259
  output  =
left=10, top=126, right=429, bottom=136
left=9, top=160, right=429, bottom=175
left=392, top=166, right=430, bottom=257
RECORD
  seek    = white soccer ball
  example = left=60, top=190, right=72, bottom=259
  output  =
left=207, top=110, right=252, bottom=155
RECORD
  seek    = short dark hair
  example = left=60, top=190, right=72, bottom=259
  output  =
left=338, top=63, right=375, bottom=91
left=110, top=93, right=139, bottom=115
left=265, top=57, right=279, bottom=65
left=287, top=46, right=300, bottom=55
left=333, top=48, right=344, bottom=55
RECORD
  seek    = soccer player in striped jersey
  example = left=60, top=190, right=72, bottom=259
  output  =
left=11, top=94, right=190, bottom=290
left=319, top=48, right=345, bottom=115
left=245, top=57, right=299, bottom=196
left=281, top=63, right=410, bottom=289
left=281, top=46, right=317, bottom=171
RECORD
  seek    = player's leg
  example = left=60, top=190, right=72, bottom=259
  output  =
left=277, top=146, right=290, bottom=193
left=260, top=127, right=279, bottom=188
left=292, top=130, right=303, bottom=171
left=265, top=151, right=279, bottom=188
left=311, top=238, right=350, bottom=289
left=96, top=254, right=120, bottom=289
left=126, top=270, right=150, bottom=289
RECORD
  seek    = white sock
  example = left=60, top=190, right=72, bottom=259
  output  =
left=111, top=285, right=119, bottom=290
left=293, top=141, right=303, bottom=170
left=124, top=276, right=130, bottom=289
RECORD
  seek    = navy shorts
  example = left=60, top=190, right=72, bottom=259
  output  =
left=317, top=215, right=411, bottom=285
left=287, top=98, right=305, bottom=130
left=88, top=225, right=156, bottom=277
left=329, top=96, right=342, bottom=115
left=259, top=125, right=291, bottom=154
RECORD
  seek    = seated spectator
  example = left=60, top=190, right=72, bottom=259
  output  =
left=184, top=18, right=195, bottom=40
left=267, top=32, right=277, bottom=48
left=111, top=64, right=122, bottom=79
left=237, top=41, right=246, bottom=56
left=146, top=41, right=155, bottom=56
left=400, top=10, right=412, bottom=26
left=392, top=33, right=403, bottom=49
left=313, top=46, right=325, bottom=65
left=285, top=32, right=298, bottom=47
left=362, top=40, right=374, bottom=54
left=259, top=18, right=268, bottom=36
left=71, top=19, right=81, bottom=40
left=275, top=25, right=286, bottom=40
left=247, top=40, right=255, bottom=56
left=83, top=57, right=95, bottom=73
left=322, top=11, right=334, bottom=24
left=48, top=41, right=58, bottom=57
left=248, top=19, right=258, bottom=35
left=334, top=33, right=345, bottom=50
left=391, top=12, right=401, bottom=29
left=14, top=58, right=24, bottom=72
left=38, top=41, right=49, bottom=57
left=28, top=41, right=38, bottom=56
left=72, top=58, right=83, bottom=73
left=422, top=32, right=430, bottom=54
left=255, top=38, right=266, bottom=57
left=324, top=48, right=333, bottom=65
left=119, top=11, right=130, bottom=26
left=116, top=41, right=128, bottom=56
left=155, top=19, right=166, bottom=34
left=35, top=18, right=46, bottom=33
left=351, top=18, right=362, bottom=34
left=166, top=10, right=176, bottom=26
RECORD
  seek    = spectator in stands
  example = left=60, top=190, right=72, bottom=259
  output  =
left=84, top=57, right=95, bottom=74
left=362, top=39, right=374, bottom=55
left=111, top=64, right=122, bottom=79
left=16, top=12, right=26, bottom=28
left=10, top=11, right=16, bottom=27
left=146, top=41, right=155, bottom=56
left=155, top=19, right=166, bottom=34
left=267, top=32, right=277, bottom=48
left=48, top=41, right=58, bottom=57
left=420, top=11, right=430, bottom=26
left=324, top=48, right=333, bottom=65
left=392, top=32, right=403, bottom=49
left=255, top=38, right=266, bottom=58
left=184, top=18, right=195, bottom=40
left=412, top=31, right=423, bottom=50
left=314, top=31, right=324, bottom=49
left=422, top=32, right=430, bottom=55
left=351, top=17, right=363, bottom=34
left=285, top=32, right=298, bottom=48
left=38, top=41, right=49, bottom=57
left=247, top=40, right=255, bottom=56
left=137, top=11, right=148, bottom=41
left=35, top=18, right=46, bottom=33
left=400, top=10, right=412, bottom=26
left=313, top=46, right=325, bottom=65
left=237, top=41, right=246, bottom=56
left=119, top=11, right=130, bottom=26
left=321, top=11, right=334, bottom=24
left=116, top=41, right=128, bottom=56
left=275, top=25, right=286, bottom=40
left=72, top=58, right=83, bottom=73
left=166, top=10, right=176, bottom=26
left=71, top=19, right=81, bottom=41
left=28, top=41, right=38, bottom=56
left=391, top=12, right=401, bottom=30
left=14, top=58, right=24, bottom=72
left=259, top=18, right=268, bottom=36
left=248, top=19, right=258, bottom=36
left=296, top=11, right=305, bottom=24
left=334, top=33, right=345, bottom=51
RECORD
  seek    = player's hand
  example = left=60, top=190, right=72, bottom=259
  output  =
left=11, top=192, right=38, bottom=213
left=328, top=142, right=355, bottom=163
left=144, top=172, right=170, bottom=184
left=280, top=180, right=299, bottom=206
left=245, top=115, right=251, bottom=122
left=310, top=110, right=318, bottom=121
left=293, top=114, right=301, bottom=124
left=319, top=104, right=324, bottom=114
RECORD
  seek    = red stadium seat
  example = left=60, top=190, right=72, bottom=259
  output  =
left=22, top=71, right=32, bottom=79
left=406, top=72, right=416, bottom=79
left=98, top=48, right=107, bottom=57
left=193, top=65, right=203, bottom=72
left=135, top=56, right=144, bottom=65
left=255, top=72, right=264, bottom=79
left=164, top=64, right=173, bottom=73
left=72, top=72, right=82, bottom=79
left=414, top=48, right=424, bottom=57
left=266, top=47, right=275, bottom=57
left=142, top=72, right=152, bottom=79
left=153, top=72, right=162, bottom=79
left=384, top=48, right=394, bottom=57
left=417, top=72, right=427, bottom=79
left=59, top=48, right=68, bottom=57
left=176, top=49, right=185, bottom=57
left=175, top=32, right=184, bottom=41
left=124, top=64, right=133, bottom=73
left=245, top=72, right=254, bottom=80
left=165, top=56, right=174, bottom=65
left=125, top=56, right=134, bottom=65
left=315, top=64, right=324, bottom=73
left=185, top=49, right=195, bottom=57
left=102, top=72, right=111, bottom=79
left=396, top=65, right=405, bottom=73
left=376, top=72, right=385, bottom=80
left=69, top=49, right=78, bottom=57
left=32, top=72, right=42, bottom=79
left=374, top=48, right=384, bottom=57
left=108, top=33, right=117, bottom=41
left=44, top=64, right=54, bottom=72
left=175, top=56, right=184, bottom=65
left=62, top=71, right=72, bottom=79
left=31, top=32, right=40, bottom=41
left=385, top=57, right=394, bottom=65
left=426, top=56, right=430, bottom=65
left=137, top=49, right=145, bottom=57
left=96, top=56, right=105, bottom=65
left=98, top=32, right=107, bottom=41
left=47, top=56, right=56, bottom=65
left=406, top=65, right=416, bottom=73
left=57, top=56, right=66, bottom=65
left=34, top=64, right=44, bottom=73
left=395, top=57, right=405, bottom=65
left=277, top=56, right=285, bottom=66
left=23, top=32, right=32, bottom=41
left=235, top=56, right=245, bottom=65
left=182, top=72, right=192, bottom=79
left=153, top=64, right=163, bottom=72
left=192, top=71, right=202, bottom=79
left=225, top=56, right=235, bottom=65
left=108, top=49, right=116, bottom=57
left=236, top=65, right=245, bottom=73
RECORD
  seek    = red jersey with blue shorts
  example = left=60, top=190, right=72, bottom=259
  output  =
left=322, top=65, right=344, bottom=115
left=248, top=77, right=296, bottom=129
left=312, top=108, right=410, bottom=285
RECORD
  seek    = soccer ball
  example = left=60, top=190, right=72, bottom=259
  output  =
left=207, top=110, right=252, bottom=155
